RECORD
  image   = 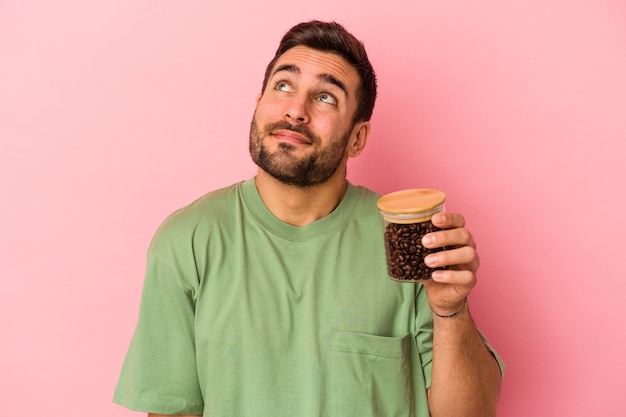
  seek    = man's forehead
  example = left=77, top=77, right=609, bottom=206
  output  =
left=271, top=46, right=359, bottom=91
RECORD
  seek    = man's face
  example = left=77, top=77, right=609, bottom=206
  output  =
left=249, top=46, right=363, bottom=187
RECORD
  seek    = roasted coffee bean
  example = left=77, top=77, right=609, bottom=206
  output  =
left=384, top=221, right=447, bottom=281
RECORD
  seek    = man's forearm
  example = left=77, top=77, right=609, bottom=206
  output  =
left=427, top=307, right=502, bottom=417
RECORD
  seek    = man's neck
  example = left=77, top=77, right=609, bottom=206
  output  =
left=254, top=171, right=348, bottom=227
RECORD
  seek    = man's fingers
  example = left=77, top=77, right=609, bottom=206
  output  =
left=425, top=245, right=479, bottom=269
left=423, top=227, right=475, bottom=249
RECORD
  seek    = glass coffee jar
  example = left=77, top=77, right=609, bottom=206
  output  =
left=377, top=188, right=447, bottom=282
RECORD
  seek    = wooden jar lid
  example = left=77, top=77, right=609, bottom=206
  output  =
left=377, top=188, right=446, bottom=214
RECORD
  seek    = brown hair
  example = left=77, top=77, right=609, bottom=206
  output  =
left=261, top=21, right=377, bottom=123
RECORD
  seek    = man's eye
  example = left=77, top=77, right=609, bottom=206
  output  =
left=275, top=81, right=291, bottom=92
left=318, top=93, right=337, bottom=105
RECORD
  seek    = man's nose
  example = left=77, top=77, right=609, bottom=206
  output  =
left=284, top=94, right=309, bottom=123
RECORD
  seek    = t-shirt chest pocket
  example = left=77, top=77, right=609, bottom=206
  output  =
left=330, top=331, right=415, bottom=417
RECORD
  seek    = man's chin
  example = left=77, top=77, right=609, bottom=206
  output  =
left=276, top=141, right=297, bottom=152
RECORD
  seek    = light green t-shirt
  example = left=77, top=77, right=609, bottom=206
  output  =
left=113, top=178, right=503, bottom=416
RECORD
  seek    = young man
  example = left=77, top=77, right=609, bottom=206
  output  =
left=114, top=21, right=504, bottom=417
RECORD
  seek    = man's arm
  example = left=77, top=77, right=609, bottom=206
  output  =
left=426, top=304, right=502, bottom=416
left=421, top=212, right=502, bottom=417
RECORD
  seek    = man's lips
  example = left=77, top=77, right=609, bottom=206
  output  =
left=272, top=129, right=311, bottom=145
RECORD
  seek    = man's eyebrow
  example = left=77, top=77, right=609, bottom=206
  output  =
left=271, top=64, right=348, bottom=97
left=318, top=73, right=348, bottom=97
left=272, top=64, right=300, bottom=77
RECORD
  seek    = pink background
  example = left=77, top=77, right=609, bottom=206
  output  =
left=1, top=1, right=625, bottom=416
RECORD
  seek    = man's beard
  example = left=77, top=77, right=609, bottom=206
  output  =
left=249, top=117, right=350, bottom=188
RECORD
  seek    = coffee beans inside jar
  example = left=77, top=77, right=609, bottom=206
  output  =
left=384, top=220, right=446, bottom=281
left=377, top=188, right=447, bottom=282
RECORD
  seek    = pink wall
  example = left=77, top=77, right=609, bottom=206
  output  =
left=2, top=1, right=625, bottom=416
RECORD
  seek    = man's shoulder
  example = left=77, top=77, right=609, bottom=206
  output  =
left=348, top=182, right=382, bottom=208
left=153, top=181, right=245, bottom=238
left=177, top=181, right=243, bottom=215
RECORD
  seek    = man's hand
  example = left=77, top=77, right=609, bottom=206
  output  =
left=420, top=212, right=479, bottom=314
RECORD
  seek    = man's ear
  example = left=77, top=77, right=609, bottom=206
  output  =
left=347, top=121, right=371, bottom=158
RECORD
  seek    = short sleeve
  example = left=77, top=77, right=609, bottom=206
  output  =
left=478, top=329, right=506, bottom=379
left=413, top=285, right=434, bottom=388
left=113, top=250, right=204, bottom=415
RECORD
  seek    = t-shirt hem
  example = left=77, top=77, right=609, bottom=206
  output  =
left=112, top=389, right=204, bottom=415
